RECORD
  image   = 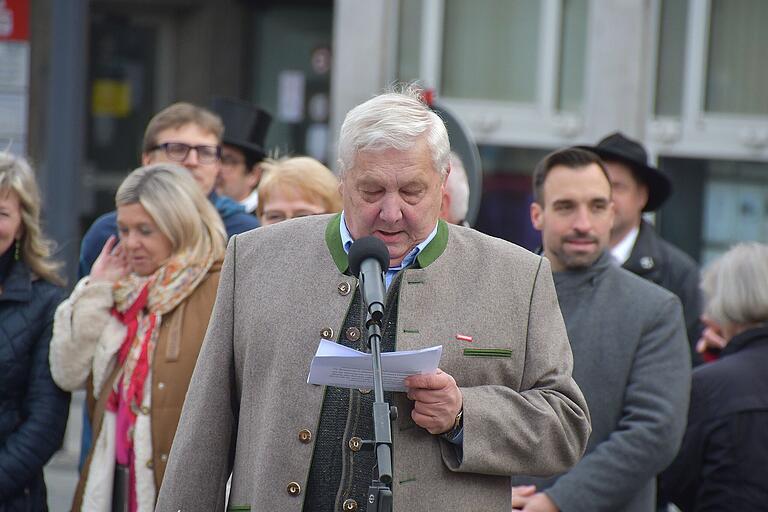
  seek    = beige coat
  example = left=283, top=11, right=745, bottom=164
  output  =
left=156, top=215, right=590, bottom=511
left=49, top=263, right=221, bottom=511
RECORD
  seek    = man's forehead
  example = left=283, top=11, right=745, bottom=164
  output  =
left=155, top=123, right=219, bottom=143
left=604, top=160, right=641, bottom=183
left=350, top=146, right=435, bottom=178
left=544, top=165, right=611, bottom=201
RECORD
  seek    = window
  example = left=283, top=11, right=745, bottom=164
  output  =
left=659, top=156, right=768, bottom=265
left=397, top=0, right=423, bottom=84
left=395, top=0, right=590, bottom=147
left=654, top=0, right=688, bottom=117
left=705, top=0, right=768, bottom=115
left=557, top=0, right=588, bottom=112
left=441, top=0, right=541, bottom=102
left=649, top=0, right=768, bottom=160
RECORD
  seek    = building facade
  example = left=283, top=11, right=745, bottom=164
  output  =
left=26, top=0, right=768, bottom=280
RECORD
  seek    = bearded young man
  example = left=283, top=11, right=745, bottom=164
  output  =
left=512, top=147, right=691, bottom=512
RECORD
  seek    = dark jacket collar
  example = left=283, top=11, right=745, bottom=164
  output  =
left=721, top=325, right=768, bottom=357
left=208, top=191, right=246, bottom=219
left=623, top=220, right=664, bottom=277
left=0, top=257, right=32, bottom=302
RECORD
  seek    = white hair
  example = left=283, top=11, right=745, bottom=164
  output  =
left=702, top=242, right=768, bottom=328
left=337, top=86, right=450, bottom=178
left=445, top=152, right=470, bottom=223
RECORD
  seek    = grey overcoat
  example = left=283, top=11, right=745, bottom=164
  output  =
left=156, top=214, right=591, bottom=511
left=513, top=253, right=691, bottom=511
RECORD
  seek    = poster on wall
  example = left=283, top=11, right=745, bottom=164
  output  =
left=0, top=0, right=29, bottom=155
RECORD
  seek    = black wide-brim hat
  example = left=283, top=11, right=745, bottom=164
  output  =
left=578, top=132, right=672, bottom=212
left=210, top=96, right=272, bottom=161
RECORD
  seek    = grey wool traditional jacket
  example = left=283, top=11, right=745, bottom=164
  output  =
left=513, top=252, right=691, bottom=512
left=156, top=214, right=591, bottom=512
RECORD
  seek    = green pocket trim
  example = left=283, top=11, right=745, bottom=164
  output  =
left=463, top=348, right=512, bottom=358
left=228, top=506, right=251, bottom=511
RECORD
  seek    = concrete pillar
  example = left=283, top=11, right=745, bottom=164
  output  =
left=329, top=0, right=394, bottom=169
left=41, top=0, right=88, bottom=283
left=582, top=0, right=653, bottom=140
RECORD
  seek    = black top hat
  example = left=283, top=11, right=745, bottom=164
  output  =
left=578, top=132, right=672, bottom=211
left=210, top=96, right=272, bottom=161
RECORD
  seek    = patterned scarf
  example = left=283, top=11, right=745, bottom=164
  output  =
left=106, top=249, right=213, bottom=509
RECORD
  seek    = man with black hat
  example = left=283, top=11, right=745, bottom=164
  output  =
left=581, top=132, right=702, bottom=360
left=211, top=97, right=272, bottom=215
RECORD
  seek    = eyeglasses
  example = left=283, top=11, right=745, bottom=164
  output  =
left=150, top=142, right=221, bottom=164
left=221, top=154, right=246, bottom=167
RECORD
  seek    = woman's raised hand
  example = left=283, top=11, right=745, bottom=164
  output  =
left=90, top=235, right=130, bottom=283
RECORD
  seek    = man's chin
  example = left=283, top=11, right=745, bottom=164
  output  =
left=561, top=251, right=601, bottom=271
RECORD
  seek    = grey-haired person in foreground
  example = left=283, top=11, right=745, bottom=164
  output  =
left=156, top=89, right=591, bottom=511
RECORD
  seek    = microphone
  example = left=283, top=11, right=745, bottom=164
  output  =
left=348, top=236, right=389, bottom=324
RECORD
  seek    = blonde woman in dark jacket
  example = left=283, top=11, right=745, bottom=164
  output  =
left=0, top=153, right=69, bottom=511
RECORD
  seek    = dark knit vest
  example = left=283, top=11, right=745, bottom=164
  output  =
left=303, top=272, right=403, bottom=511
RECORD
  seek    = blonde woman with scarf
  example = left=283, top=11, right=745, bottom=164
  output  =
left=50, top=163, right=226, bottom=512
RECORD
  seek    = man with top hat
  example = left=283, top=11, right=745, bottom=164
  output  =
left=580, top=132, right=702, bottom=361
left=211, top=97, right=272, bottom=215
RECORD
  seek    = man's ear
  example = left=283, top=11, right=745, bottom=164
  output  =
left=608, top=200, right=616, bottom=230
left=141, top=152, right=152, bottom=166
left=530, top=202, right=544, bottom=231
left=638, top=182, right=649, bottom=210
left=247, top=164, right=264, bottom=190
left=440, top=188, right=452, bottom=221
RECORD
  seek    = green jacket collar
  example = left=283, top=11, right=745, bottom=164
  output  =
left=325, top=213, right=449, bottom=274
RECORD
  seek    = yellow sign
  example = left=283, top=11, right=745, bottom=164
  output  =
left=91, top=79, right=131, bottom=117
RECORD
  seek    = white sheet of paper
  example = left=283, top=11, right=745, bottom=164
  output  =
left=307, top=338, right=442, bottom=392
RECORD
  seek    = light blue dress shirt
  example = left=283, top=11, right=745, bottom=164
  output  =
left=339, top=211, right=438, bottom=288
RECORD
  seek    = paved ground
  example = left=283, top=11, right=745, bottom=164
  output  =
left=44, top=451, right=79, bottom=511
left=44, top=391, right=83, bottom=511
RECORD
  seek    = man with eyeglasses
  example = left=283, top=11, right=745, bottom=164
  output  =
left=211, top=97, right=272, bottom=215
left=78, top=102, right=259, bottom=278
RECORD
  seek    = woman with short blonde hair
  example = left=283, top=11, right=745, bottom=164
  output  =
left=51, top=163, right=226, bottom=511
left=256, top=156, right=342, bottom=225
left=115, top=164, right=226, bottom=264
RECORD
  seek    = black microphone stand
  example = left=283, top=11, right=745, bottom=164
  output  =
left=348, top=236, right=396, bottom=511
left=362, top=303, right=396, bottom=512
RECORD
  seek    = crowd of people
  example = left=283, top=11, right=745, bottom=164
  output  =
left=0, top=87, right=766, bottom=511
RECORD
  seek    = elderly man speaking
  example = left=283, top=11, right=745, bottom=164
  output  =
left=156, top=89, right=590, bottom=512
